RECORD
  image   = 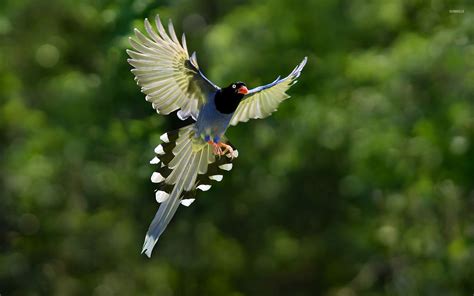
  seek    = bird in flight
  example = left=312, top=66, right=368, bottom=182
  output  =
left=127, top=15, right=307, bottom=257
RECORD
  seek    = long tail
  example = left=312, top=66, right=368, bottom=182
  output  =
left=142, top=185, right=182, bottom=257
left=142, top=124, right=237, bottom=257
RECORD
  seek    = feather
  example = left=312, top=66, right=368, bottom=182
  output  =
left=229, top=57, right=307, bottom=126
left=143, top=124, right=238, bottom=257
left=128, top=15, right=219, bottom=122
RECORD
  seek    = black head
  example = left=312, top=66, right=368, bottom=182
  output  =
left=224, top=82, right=249, bottom=96
left=214, top=82, right=249, bottom=114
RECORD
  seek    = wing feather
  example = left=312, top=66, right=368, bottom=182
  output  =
left=128, top=15, right=219, bottom=120
left=229, top=57, right=307, bottom=126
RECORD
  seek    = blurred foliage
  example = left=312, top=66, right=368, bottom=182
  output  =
left=1, top=0, right=474, bottom=295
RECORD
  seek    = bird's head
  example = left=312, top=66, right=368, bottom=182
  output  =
left=215, top=82, right=248, bottom=114
left=225, top=82, right=248, bottom=97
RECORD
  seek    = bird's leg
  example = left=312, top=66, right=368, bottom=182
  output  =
left=208, top=140, right=223, bottom=156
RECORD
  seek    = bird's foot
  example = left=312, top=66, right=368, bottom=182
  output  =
left=208, top=141, right=234, bottom=159
left=219, top=142, right=234, bottom=159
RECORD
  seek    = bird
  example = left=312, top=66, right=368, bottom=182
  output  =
left=127, top=15, right=307, bottom=257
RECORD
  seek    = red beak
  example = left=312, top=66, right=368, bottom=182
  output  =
left=238, top=86, right=249, bottom=95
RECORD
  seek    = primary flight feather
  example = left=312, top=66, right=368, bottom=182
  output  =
left=128, top=15, right=307, bottom=257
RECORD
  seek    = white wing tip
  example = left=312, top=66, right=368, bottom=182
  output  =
left=298, top=57, right=308, bottom=71
left=190, top=51, right=199, bottom=68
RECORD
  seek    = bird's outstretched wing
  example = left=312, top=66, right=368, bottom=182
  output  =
left=229, top=57, right=307, bottom=126
left=127, top=15, right=219, bottom=120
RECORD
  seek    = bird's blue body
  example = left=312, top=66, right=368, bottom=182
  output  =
left=194, top=92, right=233, bottom=143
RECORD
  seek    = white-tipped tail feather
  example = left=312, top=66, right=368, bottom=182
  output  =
left=196, top=184, right=211, bottom=191
left=143, top=124, right=237, bottom=257
left=149, top=156, right=160, bottom=164
left=151, top=172, right=165, bottom=183
left=209, top=175, right=223, bottom=182
left=154, top=144, right=165, bottom=155
left=160, top=133, right=170, bottom=143
left=155, top=190, right=170, bottom=203
left=180, top=198, right=195, bottom=207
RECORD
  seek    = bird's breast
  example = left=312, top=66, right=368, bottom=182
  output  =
left=195, top=101, right=234, bottom=140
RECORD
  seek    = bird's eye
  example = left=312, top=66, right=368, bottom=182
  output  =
left=232, top=84, right=236, bottom=89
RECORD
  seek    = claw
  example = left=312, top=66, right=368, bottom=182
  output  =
left=219, top=143, right=234, bottom=159
left=208, top=141, right=234, bottom=159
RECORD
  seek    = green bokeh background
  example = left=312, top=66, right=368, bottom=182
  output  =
left=1, top=0, right=474, bottom=295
